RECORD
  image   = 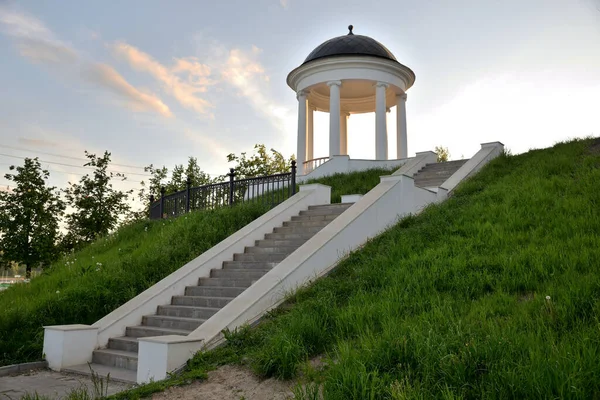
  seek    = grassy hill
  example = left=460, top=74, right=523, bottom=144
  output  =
left=116, top=138, right=600, bottom=399
left=0, top=167, right=394, bottom=367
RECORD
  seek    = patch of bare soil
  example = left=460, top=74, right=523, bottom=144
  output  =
left=151, top=365, right=294, bottom=400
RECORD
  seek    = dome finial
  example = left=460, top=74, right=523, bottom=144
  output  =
left=348, top=25, right=354, bottom=35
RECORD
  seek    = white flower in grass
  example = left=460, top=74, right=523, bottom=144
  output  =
left=56, top=290, right=60, bottom=294
left=145, top=226, right=148, bottom=232
left=546, top=295, right=551, bottom=301
left=96, top=262, right=102, bottom=266
left=95, top=268, right=100, bottom=272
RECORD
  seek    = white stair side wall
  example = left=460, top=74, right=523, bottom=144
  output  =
left=440, top=142, right=504, bottom=194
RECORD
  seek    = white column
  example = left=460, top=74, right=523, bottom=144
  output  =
left=307, top=106, right=314, bottom=161
left=375, top=82, right=389, bottom=160
left=328, top=80, right=342, bottom=157
left=396, top=93, right=408, bottom=159
left=340, top=112, right=349, bottom=155
left=296, top=90, right=307, bottom=173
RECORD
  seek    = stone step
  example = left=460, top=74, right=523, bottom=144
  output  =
left=184, top=285, right=247, bottom=297
left=92, top=348, right=138, bottom=371
left=198, top=277, right=256, bottom=288
left=171, top=295, right=234, bottom=308
left=415, top=175, right=452, bottom=182
left=255, top=238, right=307, bottom=247
left=108, top=336, right=139, bottom=353
left=299, top=208, right=347, bottom=217
left=233, top=252, right=288, bottom=262
left=222, top=260, right=278, bottom=270
left=307, top=203, right=353, bottom=210
left=290, top=214, right=338, bottom=222
left=414, top=176, right=450, bottom=184
left=210, top=268, right=271, bottom=280
left=244, top=245, right=299, bottom=254
left=264, top=232, right=315, bottom=240
left=142, top=315, right=205, bottom=331
left=125, top=325, right=192, bottom=338
left=282, top=219, right=331, bottom=228
left=63, top=363, right=137, bottom=384
left=273, top=225, right=324, bottom=234
left=416, top=170, right=455, bottom=178
left=157, top=305, right=221, bottom=319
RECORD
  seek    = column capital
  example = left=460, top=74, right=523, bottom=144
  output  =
left=386, top=108, right=391, bottom=113
left=296, top=90, right=307, bottom=100
left=308, top=104, right=317, bottom=111
left=327, top=80, right=342, bottom=87
left=374, top=82, right=389, bottom=89
left=397, top=92, right=408, bottom=101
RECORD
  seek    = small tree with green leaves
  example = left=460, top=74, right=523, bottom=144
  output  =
left=63, top=151, right=132, bottom=249
left=0, top=158, right=65, bottom=277
left=227, top=144, right=294, bottom=178
left=435, top=146, right=450, bottom=162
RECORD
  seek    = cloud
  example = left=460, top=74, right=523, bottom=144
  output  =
left=82, top=63, right=173, bottom=117
left=113, top=42, right=214, bottom=116
left=221, top=45, right=295, bottom=139
left=0, top=7, right=77, bottom=64
left=279, top=0, right=290, bottom=8
left=18, top=137, right=60, bottom=148
left=0, top=6, right=171, bottom=117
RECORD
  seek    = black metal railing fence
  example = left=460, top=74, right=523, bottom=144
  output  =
left=149, top=161, right=296, bottom=219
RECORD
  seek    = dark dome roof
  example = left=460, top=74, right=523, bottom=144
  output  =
left=303, top=26, right=397, bottom=65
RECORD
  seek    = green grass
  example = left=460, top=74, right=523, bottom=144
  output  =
left=122, top=138, right=600, bottom=399
left=303, top=167, right=397, bottom=203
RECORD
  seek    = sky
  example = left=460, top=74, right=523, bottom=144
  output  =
left=1, top=0, right=600, bottom=197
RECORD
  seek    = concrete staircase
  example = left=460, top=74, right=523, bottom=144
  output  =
left=64, top=203, right=352, bottom=382
left=413, top=159, right=468, bottom=189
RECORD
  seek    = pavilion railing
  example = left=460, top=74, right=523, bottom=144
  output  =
left=303, top=156, right=330, bottom=174
left=149, top=161, right=297, bottom=220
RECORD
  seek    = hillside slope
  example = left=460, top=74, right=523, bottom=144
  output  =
left=138, top=138, right=600, bottom=400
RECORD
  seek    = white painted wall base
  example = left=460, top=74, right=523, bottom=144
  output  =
left=298, top=155, right=410, bottom=182
left=42, top=325, right=98, bottom=371
left=341, top=194, right=363, bottom=203
left=137, top=335, right=203, bottom=383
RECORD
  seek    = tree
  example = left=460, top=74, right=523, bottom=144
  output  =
left=127, top=157, right=216, bottom=222
left=164, top=157, right=214, bottom=194
left=435, top=146, right=450, bottom=162
left=227, top=144, right=294, bottom=178
left=63, top=151, right=132, bottom=249
left=0, top=158, right=65, bottom=277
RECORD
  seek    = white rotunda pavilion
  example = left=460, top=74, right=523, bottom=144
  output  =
left=287, top=25, right=416, bottom=176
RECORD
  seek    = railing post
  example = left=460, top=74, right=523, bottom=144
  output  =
left=291, top=160, right=297, bottom=195
left=186, top=177, right=192, bottom=213
left=228, top=168, right=235, bottom=206
left=149, top=195, right=155, bottom=219
left=160, top=187, right=165, bottom=219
